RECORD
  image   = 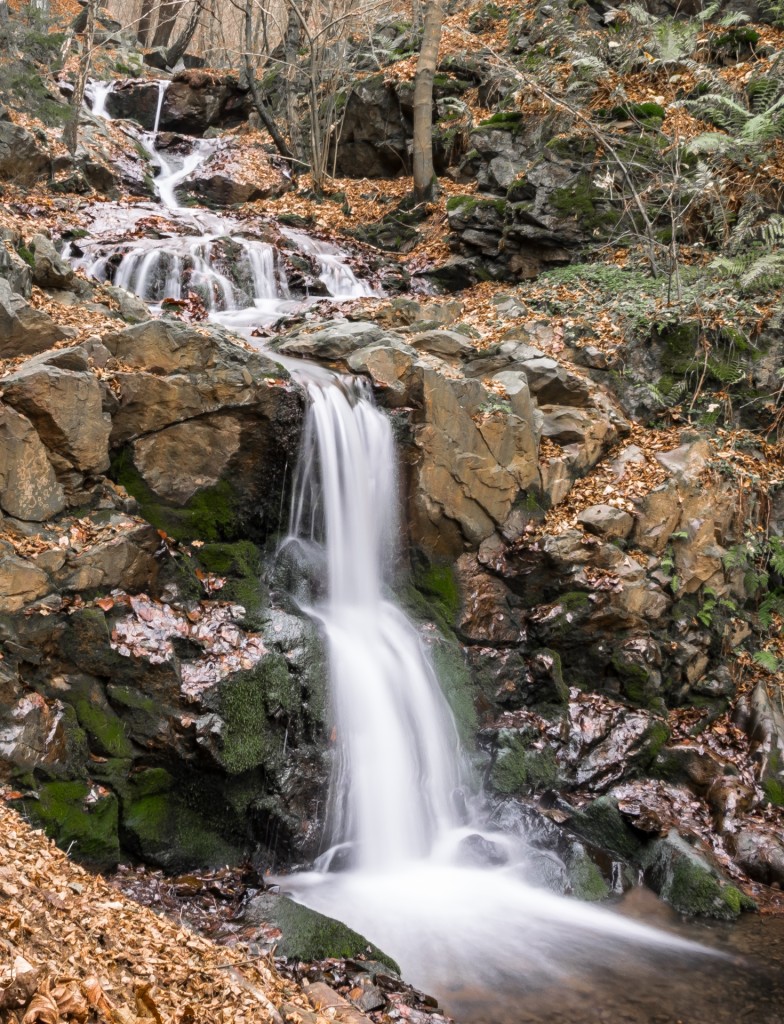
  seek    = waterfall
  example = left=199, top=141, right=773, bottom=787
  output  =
left=282, top=382, right=708, bottom=1010
left=73, top=79, right=377, bottom=330
left=286, top=377, right=462, bottom=869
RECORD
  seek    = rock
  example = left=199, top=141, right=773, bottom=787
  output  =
left=410, top=366, right=540, bottom=555
left=131, top=414, right=243, bottom=504
left=0, top=694, right=88, bottom=778
left=332, top=75, right=411, bottom=177
left=278, top=321, right=385, bottom=361
left=655, top=438, right=710, bottom=483
left=577, top=504, right=634, bottom=540
left=0, top=120, right=50, bottom=183
left=0, top=553, right=51, bottom=612
left=243, top=892, right=399, bottom=970
left=409, top=329, right=475, bottom=359
left=540, top=405, right=594, bottom=444
left=518, top=355, right=592, bottom=407
left=564, top=693, right=669, bottom=791
left=0, top=242, right=33, bottom=298
left=21, top=779, right=120, bottom=871
left=346, top=340, right=417, bottom=407
left=735, top=683, right=784, bottom=805
left=0, top=279, right=71, bottom=357
left=105, top=72, right=251, bottom=133
left=456, top=832, right=509, bottom=866
left=728, top=826, right=784, bottom=887
left=31, top=234, right=75, bottom=290
left=642, top=829, right=754, bottom=919
left=0, top=404, right=65, bottom=520
left=98, top=284, right=152, bottom=324
left=102, top=317, right=255, bottom=373
left=455, top=553, right=524, bottom=644
left=2, top=357, right=111, bottom=474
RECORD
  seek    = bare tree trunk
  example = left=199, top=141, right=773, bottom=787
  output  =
left=243, top=0, right=295, bottom=166
left=152, top=0, right=182, bottom=48
left=137, top=0, right=156, bottom=45
left=165, top=0, right=202, bottom=67
left=62, top=0, right=97, bottom=156
left=284, top=1, right=306, bottom=162
left=412, top=0, right=445, bottom=202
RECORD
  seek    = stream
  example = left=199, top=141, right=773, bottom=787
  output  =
left=74, top=80, right=784, bottom=1024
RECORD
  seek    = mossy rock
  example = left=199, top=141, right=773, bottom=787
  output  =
left=428, top=631, right=477, bottom=746
left=111, top=448, right=243, bottom=544
left=550, top=174, right=619, bottom=234
left=567, top=846, right=611, bottom=902
left=492, top=736, right=561, bottom=794
left=643, top=830, right=756, bottom=919
left=121, top=778, right=242, bottom=871
left=477, top=110, right=524, bottom=131
left=65, top=677, right=134, bottom=760
left=216, top=655, right=297, bottom=775
left=245, top=893, right=400, bottom=971
left=20, top=780, right=120, bottom=870
left=412, top=560, right=460, bottom=627
left=196, top=541, right=267, bottom=627
left=566, top=796, right=644, bottom=861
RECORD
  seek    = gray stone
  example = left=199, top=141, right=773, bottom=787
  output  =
left=577, top=504, right=634, bottom=540
left=0, top=243, right=33, bottom=298
left=409, top=329, right=475, bottom=359
left=0, top=120, right=50, bottom=183
left=31, top=234, right=75, bottom=290
left=0, top=404, right=65, bottom=521
left=278, top=321, right=384, bottom=361
left=0, top=279, right=70, bottom=358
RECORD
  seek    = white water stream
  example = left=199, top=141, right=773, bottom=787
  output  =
left=78, top=80, right=373, bottom=332
left=77, top=78, right=713, bottom=1017
left=280, top=375, right=710, bottom=1010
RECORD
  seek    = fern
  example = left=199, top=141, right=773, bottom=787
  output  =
left=753, top=650, right=782, bottom=673
left=759, top=592, right=784, bottom=629
left=769, top=537, right=784, bottom=576
left=740, top=252, right=784, bottom=292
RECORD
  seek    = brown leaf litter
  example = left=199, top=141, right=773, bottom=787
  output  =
left=0, top=797, right=328, bottom=1024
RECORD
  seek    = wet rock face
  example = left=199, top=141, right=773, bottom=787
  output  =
left=0, top=279, right=72, bottom=357
left=0, top=119, right=50, bottom=183
left=104, top=72, right=252, bottom=135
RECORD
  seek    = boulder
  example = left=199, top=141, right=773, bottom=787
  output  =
left=0, top=120, right=50, bottom=183
left=728, top=826, right=784, bottom=887
left=0, top=279, right=71, bottom=357
left=642, top=829, right=753, bottom=919
left=332, top=75, right=411, bottom=177
left=278, top=321, right=385, bottom=361
left=735, top=683, right=784, bottom=805
left=31, top=234, right=75, bottom=290
left=577, top=504, right=634, bottom=540
left=105, top=72, right=251, bottom=134
left=0, top=552, right=51, bottom=612
left=0, top=242, right=33, bottom=298
left=0, top=404, right=65, bottom=520
left=409, top=329, right=475, bottom=360
left=2, top=357, right=111, bottom=474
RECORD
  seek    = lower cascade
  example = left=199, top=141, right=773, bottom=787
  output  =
left=279, top=373, right=706, bottom=1013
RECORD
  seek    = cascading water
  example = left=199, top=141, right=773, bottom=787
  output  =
left=73, top=79, right=374, bottom=333
left=286, top=377, right=462, bottom=869
left=281, top=375, right=711, bottom=1019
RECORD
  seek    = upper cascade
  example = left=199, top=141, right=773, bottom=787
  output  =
left=74, top=79, right=376, bottom=338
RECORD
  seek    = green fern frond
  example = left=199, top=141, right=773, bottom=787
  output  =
left=769, top=537, right=784, bottom=576
left=740, top=252, right=784, bottom=292
left=685, top=132, right=732, bottom=155
left=753, top=649, right=781, bottom=672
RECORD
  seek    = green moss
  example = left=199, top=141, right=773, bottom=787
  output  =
left=550, top=174, right=618, bottom=233
left=197, top=541, right=266, bottom=626
left=447, top=194, right=477, bottom=213
left=122, top=791, right=240, bottom=869
left=492, top=737, right=560, bottom=794
left=111, top=447, right=240, bottom=543
left=569, top=853, right=610, bottom=902
left=567, top=796, right=643, bottom=860
left=429, top=634, right=477, bottom=746
left=219, top=656, right=295, bottom=775
left=17, top=245, right=35, bottom=267
left=414, top=562, right=460, bottom=625
left=478, top=110, right=524, bottom=131
left=657, top=322, right=701, bottom=376
left=763, top=777, right=784, bottom=806
left=254, top=894, right=400, bottom=970
left=22, top=780, right=120, bottom=869
left=71, top=696, right=133, bottom=759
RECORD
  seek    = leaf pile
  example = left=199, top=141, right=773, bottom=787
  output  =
left=0, top=795, right=322, bottom=1024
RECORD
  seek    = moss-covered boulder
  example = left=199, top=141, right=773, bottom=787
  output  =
left=244, top=892, right=399, bottom=971
left=642, top=830, right=756, bottom=919
left=19, top=780, right=120, bottom=870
